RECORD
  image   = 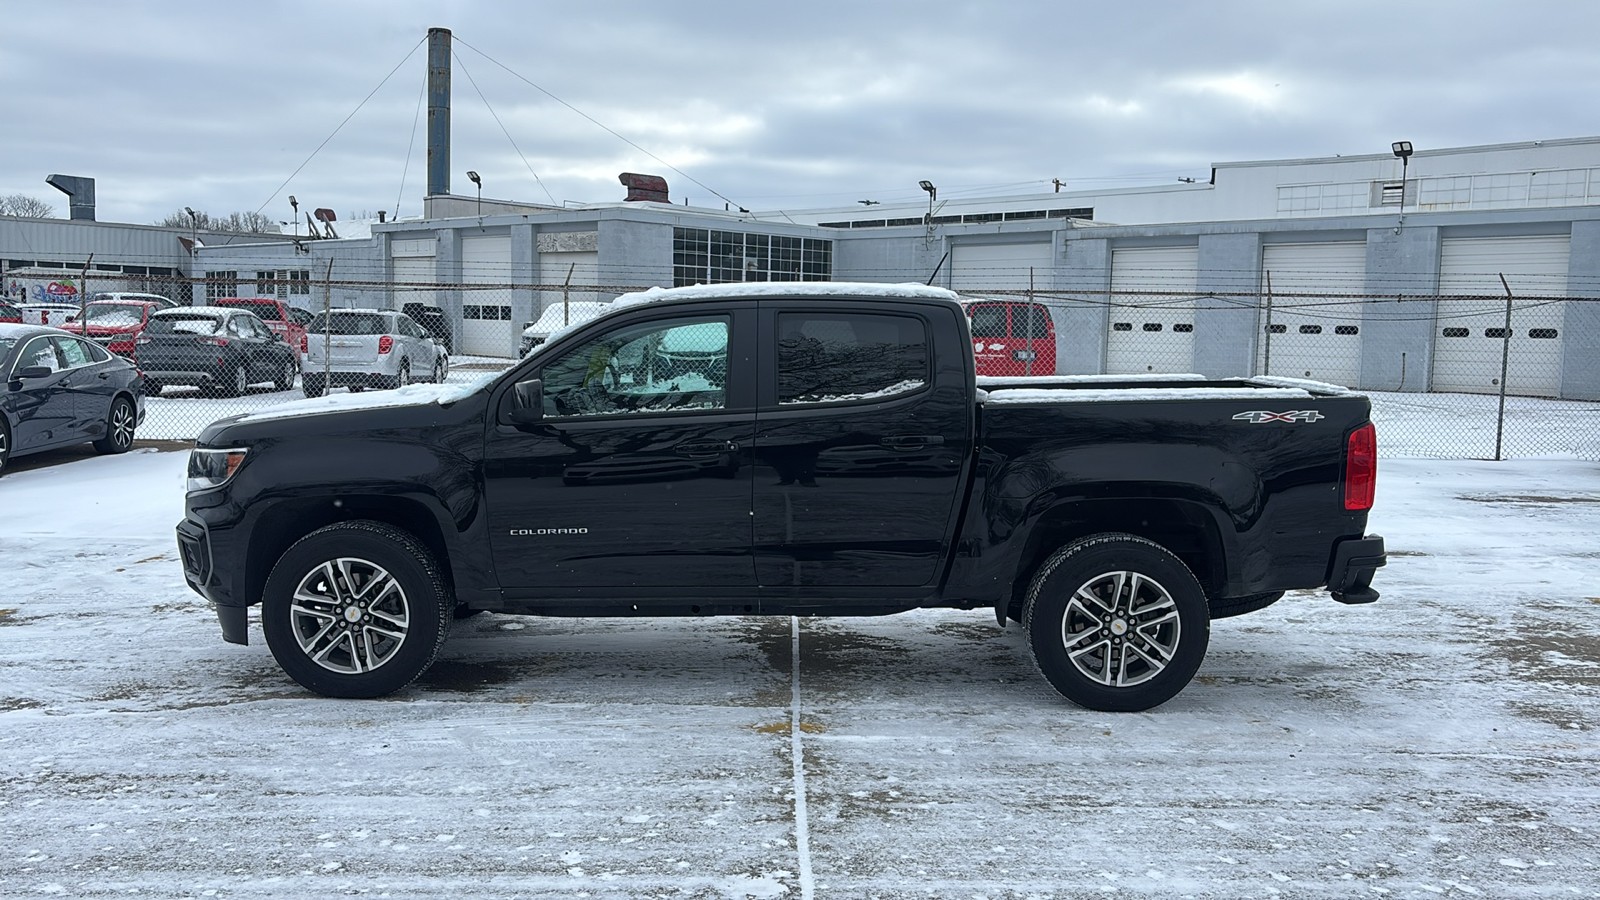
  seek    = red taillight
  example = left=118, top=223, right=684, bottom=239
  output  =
left=202, top=337, right=230, bottom=347
left=378, top=335, right=393, bottom=354
left=1344, top=423, right=1377, bottom=511
left=300, top=333, right=308, bottom=353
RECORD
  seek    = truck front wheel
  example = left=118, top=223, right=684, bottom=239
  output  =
left=1023, top=533, right=1210, bottom=712
left=261, top=521, right=452, bottom=698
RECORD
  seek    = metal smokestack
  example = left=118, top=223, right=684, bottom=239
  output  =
left=426, top=27, right=451, bottom=197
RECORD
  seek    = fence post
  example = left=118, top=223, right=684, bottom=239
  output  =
left=1494, top=273, right=1514, bottom=461
left=324, top=259, right=334, bottom=383
left=1262, top=270, right=1274, bottom=376
left=1026, top=266, right=1036, bottom=376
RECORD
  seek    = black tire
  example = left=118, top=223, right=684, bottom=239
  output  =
left=92, top=396, right=137, bottom=455
left=1022, top=533, right=1210, bottom=712
left=260, top=521, right=453, bottom=698
left=145, top=380, right=164, bottom=396
left=388, top=360, right=410, bottom=391
left=0, top=419, right=11, bottom=478
left=1209, top=591, right=1285, bottom=620
left=273, top=354, right=299, bottom=391
left=302, top=373, right=326, bottom=398
left=211, top=365, right=247, bottom=398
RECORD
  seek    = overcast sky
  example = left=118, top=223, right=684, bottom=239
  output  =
left=5, top=1, right=1599, bottom=227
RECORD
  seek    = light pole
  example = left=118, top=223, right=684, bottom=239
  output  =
left=467, top=170, right=482, bottom=218
left=920, top=180, right=938, bottom=250
left=289, top=195, right=299, bottom=238
left=1391, top=141, right=1413, bottom=230
left=184, top=206, right=198, bottom=286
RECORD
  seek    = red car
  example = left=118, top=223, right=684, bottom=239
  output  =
left=0, top=300, right=21, bottom=324
left=214, top=297, right=308, bottom=358
left=62, top=298, right=167, bottom=357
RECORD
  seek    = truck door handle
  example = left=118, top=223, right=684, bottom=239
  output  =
left=676, top=440, right=738, bottom=458
left=881, top=434, right=944, bottom=451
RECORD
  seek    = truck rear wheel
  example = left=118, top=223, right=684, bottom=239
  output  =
left=261, top=521, right=452, bottom=698
left=1022, top=533, right=1210, bottom=712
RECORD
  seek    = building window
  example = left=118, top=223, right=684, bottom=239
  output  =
left=205, top=270, right=238, bottom=302
left=289, top=269, right=311, bottom=296
left=256, top=270, right=289, bottom=299
left=673, top=228, right=831, bottom=287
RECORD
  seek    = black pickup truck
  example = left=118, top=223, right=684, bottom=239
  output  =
left=177, top=283, right=1385, bottom=711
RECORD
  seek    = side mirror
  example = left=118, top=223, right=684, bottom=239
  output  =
left=14, top=366, right=53, bottom=381
left=509, top=378, right=544, bottom=426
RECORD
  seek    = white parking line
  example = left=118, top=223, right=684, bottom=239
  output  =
left=791, top=615, right=814, bottom=899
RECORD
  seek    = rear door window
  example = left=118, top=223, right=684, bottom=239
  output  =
left=776, top=313, right=928, bottom=404
left=969, top=305, right=1007, bottom=338
left=148, top=315, right=223, bottom=335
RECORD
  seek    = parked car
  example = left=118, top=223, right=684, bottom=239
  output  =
left=88, top=291, right=178, bottom=310
left=961, top=298, right=1056, bottom=377
left=17, top=303, right=80, bottom=327
left=178, top=282, right=1386, bottom=709
left=401, top=302, right=454, bottom=354
left=0, top=323, right=145, bottom=476
left=301, top=309, right=449, bottom=396
left=135, top=307, right=300, bottom=397
left=0, top=300, right=21, bottom=324
left=287, top=306, right=316, bottom=329
left=213, top=297, right=308, bottom=357
left=520, top=301, right=608, bottom=356
left=61, top=298, right=167, bottom=357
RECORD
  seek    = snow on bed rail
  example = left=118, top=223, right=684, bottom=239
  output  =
left=983, top=387, right=1316, bottom=405
left=975, top=373, right=1207, bottom=388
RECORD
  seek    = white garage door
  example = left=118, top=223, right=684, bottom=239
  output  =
left=1258, top=242, right=1367, bottom=385
left=951, top=241, right=1054, bottom=293
left=390, top=238, right=436, bottom=312
left=537, top=250, right=600, bottom=326
left=462, top=235, right=513, bottom=358
left=1107, top=246, right=1199, bottom=374
left=1433, top=235, right=1568, bottom=397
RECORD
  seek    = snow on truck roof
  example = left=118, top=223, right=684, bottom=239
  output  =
left=611, top=281, right=961, bottom=310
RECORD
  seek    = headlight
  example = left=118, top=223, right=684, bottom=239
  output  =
left=187, top=448, right=249, bottom=492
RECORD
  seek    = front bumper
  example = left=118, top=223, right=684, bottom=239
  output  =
left=177, top=516, right=249, bottom=645
left=1327, top=534, right=1386, bottom=604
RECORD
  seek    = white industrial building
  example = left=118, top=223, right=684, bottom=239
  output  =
left=5, top=136, right=1599, bottom=400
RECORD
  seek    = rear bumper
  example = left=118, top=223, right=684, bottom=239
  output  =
left=145, top=368, right=223, bottom=386
left=1327, top=534, right=1386, bottom=604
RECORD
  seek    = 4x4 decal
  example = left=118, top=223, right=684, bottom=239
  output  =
left=1232, top=410, right=1325, bottom=424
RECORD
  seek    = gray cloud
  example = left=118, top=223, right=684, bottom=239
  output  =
left=4, top=0, right=1596, bottom=224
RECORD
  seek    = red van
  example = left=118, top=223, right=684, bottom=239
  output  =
left=961, top=299, right=1056, bottom=377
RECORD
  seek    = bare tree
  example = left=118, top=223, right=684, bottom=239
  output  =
left=0, top=194, right=56, bottom=217
left=156, top=209, right=281, bottom=234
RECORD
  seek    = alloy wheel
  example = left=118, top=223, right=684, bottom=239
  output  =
left=289, top=557, right=411, bottom=674
left=1060, top=570, right=1182, bottom=688
left=110, top=401, right=135, bottom=449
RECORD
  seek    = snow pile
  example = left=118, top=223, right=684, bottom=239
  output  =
left=234, top=373, right=498, bottom=424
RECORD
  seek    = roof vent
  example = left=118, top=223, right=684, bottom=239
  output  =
left=619, top=173, right=669, bottom=203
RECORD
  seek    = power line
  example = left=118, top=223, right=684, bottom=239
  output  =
left=242, top=34, right=429, bottom=239
left=452, top=49, right=558, bottom=206
left=452, top=34, right=743, bottom=212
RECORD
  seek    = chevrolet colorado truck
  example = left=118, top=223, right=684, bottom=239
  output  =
left=177, top=283, right=1385, bottom=711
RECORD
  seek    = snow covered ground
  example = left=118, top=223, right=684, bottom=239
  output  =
left=1, top=444, right=1598, bottom=897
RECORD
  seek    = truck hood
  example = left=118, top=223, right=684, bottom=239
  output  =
left=197, top=374, right=498, bottom=445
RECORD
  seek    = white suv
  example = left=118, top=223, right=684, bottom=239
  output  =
left=302, top=309, right=449, bottom=397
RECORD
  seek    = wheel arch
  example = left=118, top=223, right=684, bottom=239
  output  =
left=244, top=495, right=456, bottom=609
left=1005, top=496, right=1228, bottom=620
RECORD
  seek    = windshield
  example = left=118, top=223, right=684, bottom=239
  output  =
left=306, top=312, right=389, bottom=335
left=82, top=303, right=146, bottom=325
left=146, top=315, right=223, bottom=335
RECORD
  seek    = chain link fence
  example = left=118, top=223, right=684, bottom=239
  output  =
left=17, top=273, right=1597, bottom=461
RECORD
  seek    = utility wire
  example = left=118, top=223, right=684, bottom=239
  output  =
left=395, top=67, right=428, bottom=221
left=452, top=49, right=558, bottom=206
left=453, top=34, right=743, bottom=211
left=244, top=34, right=428, bottom=232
